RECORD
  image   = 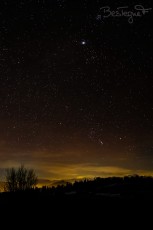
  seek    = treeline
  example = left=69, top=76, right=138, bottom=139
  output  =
left=2, top=165, right=153, bottom=199
left=1, top=175, right=153, bottom=203
left=37, top=175, right=153, bottom=198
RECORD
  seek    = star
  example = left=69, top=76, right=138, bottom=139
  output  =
left=81, top=40, right=86, bottom=45
left=99, top=139, right=104, bottom=145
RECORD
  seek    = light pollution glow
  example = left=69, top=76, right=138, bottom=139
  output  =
left=1, top=157, right=153, bottom=183
left=1, top=137, right=153, bottom=186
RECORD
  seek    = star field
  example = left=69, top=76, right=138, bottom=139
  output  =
left=0, top=0, right=153, bottom=180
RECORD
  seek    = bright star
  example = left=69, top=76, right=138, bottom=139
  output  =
left=81, top=40, right=86, bottom=45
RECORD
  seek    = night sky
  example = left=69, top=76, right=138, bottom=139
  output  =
left=0, top=0, right=153, bottom=181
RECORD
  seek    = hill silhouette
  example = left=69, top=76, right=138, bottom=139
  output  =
left=1, top=175, right=153, bottom=199
left=1, top=175, right=153, bottom=226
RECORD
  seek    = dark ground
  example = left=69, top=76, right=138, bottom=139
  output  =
left=0, top=177, right=153, bottom=226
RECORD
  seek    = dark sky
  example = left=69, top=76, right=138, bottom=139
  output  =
left=0, top=0, right=153, bottom=180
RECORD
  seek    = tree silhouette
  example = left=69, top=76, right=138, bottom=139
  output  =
left=5, top=165, right=37, bottom=192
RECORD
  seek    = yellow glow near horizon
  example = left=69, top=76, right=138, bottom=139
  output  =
left=37, top=164, right=153, bottom=183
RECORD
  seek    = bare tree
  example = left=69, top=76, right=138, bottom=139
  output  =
left=26, top=168, right=38, bottom=189
left=5, top=165, right=38, bottom=192
left=5, top=168, right=17, bottom=192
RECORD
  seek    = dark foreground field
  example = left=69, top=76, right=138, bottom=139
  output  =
left=0, top=176, right=153, bottom=226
